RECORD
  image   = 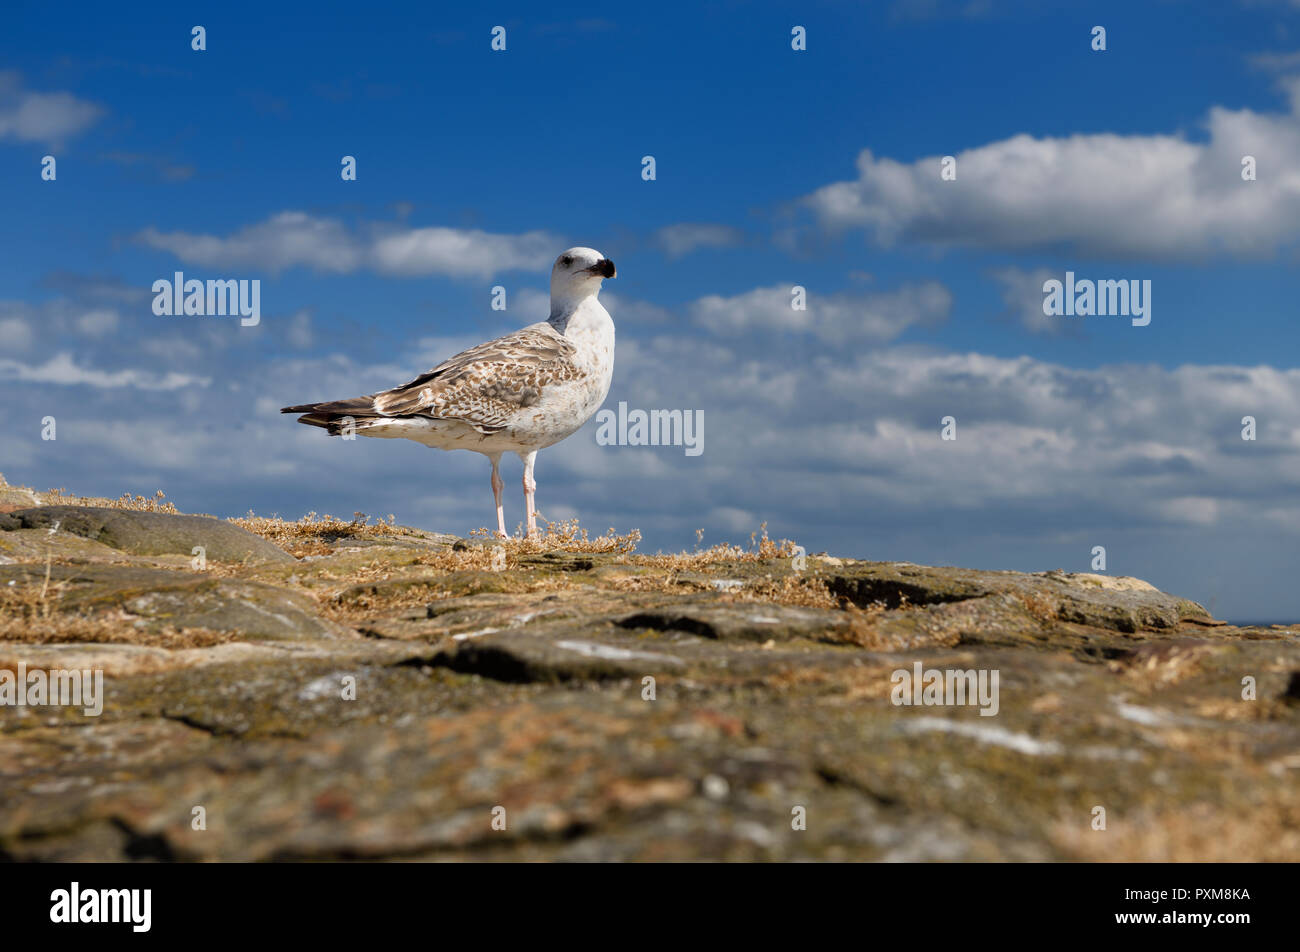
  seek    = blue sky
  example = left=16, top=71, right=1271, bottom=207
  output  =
left=2, top=0, right=1299, bottom=620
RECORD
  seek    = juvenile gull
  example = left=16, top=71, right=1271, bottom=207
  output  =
left=281, top=247, right=616, bottom=537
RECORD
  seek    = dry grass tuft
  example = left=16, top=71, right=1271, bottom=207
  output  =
left=43, top=488, right=180, bottom=514
left=470, top=517, right=641, bottom=555
left=313, top=522, right=806, bottom=619
left=628, top=524, right=800, bottom=570
left=720, top=575, right=840, bottom=609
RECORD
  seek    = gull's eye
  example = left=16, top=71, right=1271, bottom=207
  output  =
left=561, top=256, right=574, bottom=267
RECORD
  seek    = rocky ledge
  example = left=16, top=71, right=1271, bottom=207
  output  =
left=1, top=487, right=1297, bottom=861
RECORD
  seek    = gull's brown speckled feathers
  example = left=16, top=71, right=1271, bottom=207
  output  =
left=283, top=323, right=582, bottom=436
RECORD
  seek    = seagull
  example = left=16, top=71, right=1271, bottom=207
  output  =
left=281, top=247, right=616, bottom=538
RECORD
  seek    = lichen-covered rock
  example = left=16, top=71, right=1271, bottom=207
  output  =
left=0, top=528, right=136, bottom=566
left=0, top=563, right=348, bottom=640
left=0, top=485, right=41, bottom=514
left=0, top=509, right=1296, bottom=862
left=818, top=562, right=1211, bottom=632
left=0, top=506, right=293, bottom=564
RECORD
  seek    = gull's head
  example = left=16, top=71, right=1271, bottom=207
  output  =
left=550, top=247, right=616, bottom=304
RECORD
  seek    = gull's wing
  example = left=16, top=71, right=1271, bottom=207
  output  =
left=284, top=323, right=583, bottom=435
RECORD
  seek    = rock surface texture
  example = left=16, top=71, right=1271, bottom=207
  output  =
left=1, top=495, right=1297, bottom=862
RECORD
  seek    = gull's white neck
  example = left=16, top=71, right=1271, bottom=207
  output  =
left=548, top=289, right=610, bottom=337
left=547, top=288, right=614, bottom=381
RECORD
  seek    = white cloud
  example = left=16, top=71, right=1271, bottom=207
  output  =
left=137, top=212, right=362, bottom=274
left=0, top=72, right=102, bottom=145
left=66, top=419, right=219, bottom=470
left=708, top=506, right=759, bottom=532
left=74, top=308, right=119, bottom=338
left=512, top=287, right=551, bottom=318
left=0, top=299, right=125, bottom=348
left=653, top=223, right=744, bottom=257
left=137, top=212, right=562, bottom=278
left=601, top=341, right=1300, bottom=537
left=0, top=353, right=207, bottom=390
left=691, top=281, right=951, bottom=343
left=39, top=273, right=150, bottom=305
left=138, top=336, right=205, bottom=364
left=285, top=309, right=314, bottom=349
left=1249, top=50, right=1300, bottom=73
left=801, top=78, right=1300, bottom=258
left=369, top=226, right=559, bottom=278
left=601, top=292, right=674, bottom=325
left=0, top=316, right=33, bottom=351
left=990, top=267, right=1073, bottom=336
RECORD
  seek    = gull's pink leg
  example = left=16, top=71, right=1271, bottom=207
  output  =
left=520, top=450, right=538, bottom=538
left=490, top=455, right=506, bottom=538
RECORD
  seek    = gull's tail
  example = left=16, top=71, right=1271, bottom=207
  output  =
left=281, top=396, right=383, bottom=436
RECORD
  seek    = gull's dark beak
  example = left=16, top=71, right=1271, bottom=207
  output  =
left=589, top=258, right=616, bottom=279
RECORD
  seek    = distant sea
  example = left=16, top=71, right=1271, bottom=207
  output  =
left=1228, top=620, right=1298, bottom=627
